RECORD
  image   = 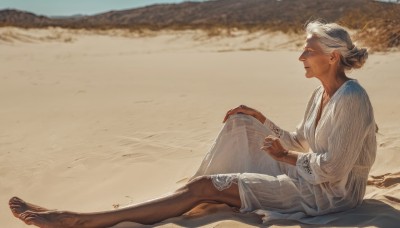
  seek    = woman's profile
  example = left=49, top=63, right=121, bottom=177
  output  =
left=9, top=20, right=377, bottom=228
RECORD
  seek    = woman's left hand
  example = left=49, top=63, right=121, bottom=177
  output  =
left=261, top=136, right=289, bottom=162
left=222, top=105, right=266, bottom=124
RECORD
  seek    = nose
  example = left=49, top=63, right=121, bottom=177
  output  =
left=298, top=51, right=306, bottom=62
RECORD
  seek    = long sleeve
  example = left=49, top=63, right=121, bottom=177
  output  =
left=264, top=118, right=309, bottom=152
left=264, top=88, right=319, bottom=152
left=296, top=86, right=375, bottom=185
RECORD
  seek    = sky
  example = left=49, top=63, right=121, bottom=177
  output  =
left=0, top=0, right=206, bottom=17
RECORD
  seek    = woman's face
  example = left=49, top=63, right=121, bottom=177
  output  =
left=298, top=35, right=331, bottom=79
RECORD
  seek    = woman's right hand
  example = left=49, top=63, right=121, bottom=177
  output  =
left=223, top=105, right=266, bottom=124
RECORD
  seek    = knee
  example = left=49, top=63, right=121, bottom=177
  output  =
left=184, top=176, right=218, bottom=201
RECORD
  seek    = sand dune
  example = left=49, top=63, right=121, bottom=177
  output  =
left=1, top=28, right=399, bottom=227
left=0, top=27, right=303, bottom=51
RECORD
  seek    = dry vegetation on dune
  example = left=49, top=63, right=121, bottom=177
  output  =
left=355, top=19, right=400, bottom=52
left=338, top=3, right=400, bottom=52
left=0, top=0, right=399, bottom=51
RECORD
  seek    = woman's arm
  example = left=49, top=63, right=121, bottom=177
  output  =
left=224, top=88, right=319, bottom=154
left=223, top=104, right=310, bottom=153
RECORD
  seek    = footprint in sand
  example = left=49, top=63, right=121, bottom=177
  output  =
left=378, top=137, right=398, bottom=148
left=121, top=152, right=153, bottom=162
left=368, top=172, right=400, bottom=188
left=384, top=195, right=400, bottom=204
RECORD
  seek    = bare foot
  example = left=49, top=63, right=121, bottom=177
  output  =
left=9, top=197, right=49, bottom=218
left=18, top=210, right=82, bottom=228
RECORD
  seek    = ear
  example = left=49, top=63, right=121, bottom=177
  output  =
left=329, top=51, right=341, bottom=64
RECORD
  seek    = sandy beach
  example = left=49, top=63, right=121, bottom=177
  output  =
left=1, top=27, right=399, bottom=227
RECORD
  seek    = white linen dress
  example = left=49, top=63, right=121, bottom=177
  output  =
left=192, top=80, right=377, bottom=223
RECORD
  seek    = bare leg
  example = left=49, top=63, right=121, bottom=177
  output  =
left=11, top=176, right=242, bottom=228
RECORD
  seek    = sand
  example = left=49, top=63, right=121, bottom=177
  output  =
left=1, top=27, right=399, bottom=227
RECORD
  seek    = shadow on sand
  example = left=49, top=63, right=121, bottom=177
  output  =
left=113, top=199, right=400, bottom=227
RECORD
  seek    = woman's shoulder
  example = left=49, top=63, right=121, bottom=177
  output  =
left=340, top=79, right=368, bottom=96
left=335, top=80, right=373, bottom=110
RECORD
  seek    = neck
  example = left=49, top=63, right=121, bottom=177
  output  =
left=319, top=70, right=349, bottom=97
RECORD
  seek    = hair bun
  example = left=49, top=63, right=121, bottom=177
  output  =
left=341, top=46, right=368, bottom=70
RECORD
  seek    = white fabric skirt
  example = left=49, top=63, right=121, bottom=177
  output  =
left=192, top=114, right=316, bottom=223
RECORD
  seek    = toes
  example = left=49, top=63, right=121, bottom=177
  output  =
left=9, top=197, right=19, bottom=204
left=10, top=202, right=23, bottom=208
left=20, top=211, right=44, bottom=225
left=9, top=198, right=25, bottom=215
left=24, top=216, right=36, bottom=225
left=19, top=211, right=33, bottom=223
left=12, top=207, right=24, bottom=213
left=11, top=208, right=19, bottom=213
left=20, top=211, right=55, bottom=227
left=10, top=196, right=22, bottom=202
left=9, top=204, right=20, bottom=210
left=19, top=211, right=30, bottom=219
left=9, top=197, right=24, bottom=207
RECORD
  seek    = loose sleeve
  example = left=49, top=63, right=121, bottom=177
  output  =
left=296, top=88, right=375, bottom=184
left=264, top=117, right=309, bottom=152
left=264, top=88, right=319, bottom=152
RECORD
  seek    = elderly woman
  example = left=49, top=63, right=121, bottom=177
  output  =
left=9, top=21, right=376, bottom=227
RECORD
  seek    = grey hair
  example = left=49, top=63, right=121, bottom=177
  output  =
left=306, top=21, right=368, bottom=71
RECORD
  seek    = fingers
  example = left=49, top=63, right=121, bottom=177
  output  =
left=222, top=105, right=250, bottom=123
left=223, top=109, right=233, bottom=123
left=263, top=136, right=277, bottom=144
left=260, top=137, right=271, bottom=149
left=261, top=136, right=274, bottom=150
left=261, top=136, right=288, bottom=160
